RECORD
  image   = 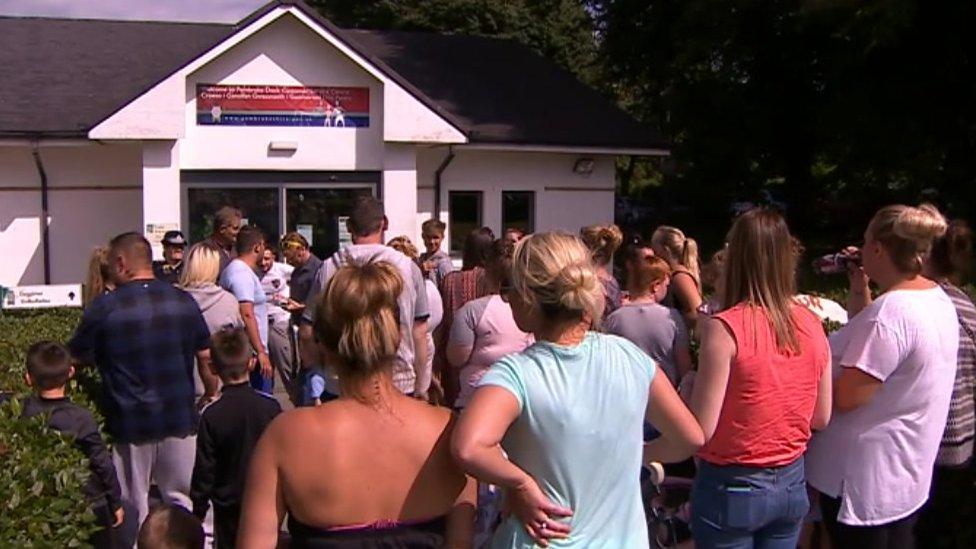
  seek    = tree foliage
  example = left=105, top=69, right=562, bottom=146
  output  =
left=596, top=0, right=976, bottom=247
left=310, top=0, right=599, bottom=83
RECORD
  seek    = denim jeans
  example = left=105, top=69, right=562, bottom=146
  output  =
left=691, top=457, right=809, bottom=548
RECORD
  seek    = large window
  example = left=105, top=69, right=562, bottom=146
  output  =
left=449, top=191, right=483, bottom=254
left=502, top=191, right=535, bottom=235
left=185, top=183, right=374, bottom=260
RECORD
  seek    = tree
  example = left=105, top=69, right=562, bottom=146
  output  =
left=597, top=0, right=976, bottom=248
left=310, top=0, right=600, bottom=84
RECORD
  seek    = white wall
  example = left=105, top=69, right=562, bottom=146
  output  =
left=180, top=14, right=385, bottom=171
left=416, top=148, right=617, bottom=249
left=0, top=143, right=143, bottom=286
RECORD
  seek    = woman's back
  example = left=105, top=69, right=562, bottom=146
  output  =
left=267, top=398, right=468, bottom=530
left=480, top=332, right=654, bottom=547
left=699, top=303, right=829, bottom=466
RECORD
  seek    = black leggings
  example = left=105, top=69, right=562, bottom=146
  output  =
left=819, top=493, right=917, bottom=549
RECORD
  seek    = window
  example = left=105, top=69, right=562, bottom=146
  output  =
left=502, top=191, right=535, bottom=235
left=449, top=191, right=483, bottom=254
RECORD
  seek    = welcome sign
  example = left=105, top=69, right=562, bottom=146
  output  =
left=196, top=84, right=370, bottom=127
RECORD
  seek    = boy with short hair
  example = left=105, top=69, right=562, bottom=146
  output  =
left=21, top=341, right=124, bottom=549
left=419, top=218, right=454, bottom=287
left=137, top=504, right=204, bottom=549
left=189, top=327, right=281, bottom=548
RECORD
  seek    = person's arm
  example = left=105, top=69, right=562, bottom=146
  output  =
left=672, top=272, right=703, bottom=328
left=445, top=474, right=477, bottom=549
left=196, top=349, right=219, bottom=407
left=447, top=343, right=475, bottom=369
left=189, top=419, right=216, bottom=519
left=689, top=317, right=735, bottom=442
left=447, top=302, right=479, bottom=368
left=239, top=302, right=272, bottom=377
left=672, top=309, right=693, bottom=378
left=812, top=348, right=833, bottom=429
left=68, top=302, right=103, bottom=368
left=413, top=319, right=430, bottom=396
left=452, top=386, right=572, bottom=546
left=237, top=419, right=287, bottom=549
left=643, top=366, right=705, bottom=463
left=845, top=250, right=872, bottom=317
left=834, top=368, right=882, bottom=412
left=76, top=412, right=124, bottom=527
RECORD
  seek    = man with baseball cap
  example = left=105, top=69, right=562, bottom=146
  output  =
left=153, top=230, right=186, bottom=285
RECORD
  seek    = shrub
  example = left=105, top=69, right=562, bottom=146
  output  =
left=0, top=397, right=98, bottom=547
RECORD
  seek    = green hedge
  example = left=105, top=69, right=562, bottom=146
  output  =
left=0, top=308, right=102, bottom=547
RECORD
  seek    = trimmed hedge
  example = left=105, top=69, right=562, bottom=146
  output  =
left=0, top=308, right=102, bottom=547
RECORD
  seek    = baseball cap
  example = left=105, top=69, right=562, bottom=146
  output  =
left=162, top=230, right=187, bottom=247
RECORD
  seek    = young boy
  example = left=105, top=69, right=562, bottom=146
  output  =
left=21, top=341, right=124, bottom=549
left=418, top=218, right=454, bottom=287
left=137, top=504, right=204, bottom=549
left=189, top=327, right=281, bottom=548
left=604, top=255, right=692, bottom=386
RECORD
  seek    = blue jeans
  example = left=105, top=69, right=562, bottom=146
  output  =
left=691, top=457, right=809, bottom=548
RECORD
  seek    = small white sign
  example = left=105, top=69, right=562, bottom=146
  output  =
left=2, top=284, right=83, bottom=309
left=296, top=224, right=314, bottom=247
left=338, top=216, right=352, bottom=247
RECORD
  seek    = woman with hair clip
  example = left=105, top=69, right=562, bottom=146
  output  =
left=806, top=204, right=959, bottom=549
left=452, top=232, right=703, bottom=548
left=239, top=262, right=476, bottom=548
left=690, top=208, right=832, bottom=548
left=580, top=223, right=624, bottom=318
left=651, top=225, right=704, bottom=328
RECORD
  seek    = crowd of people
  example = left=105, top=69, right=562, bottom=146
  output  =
left=13, top=196, right=975, bottom=549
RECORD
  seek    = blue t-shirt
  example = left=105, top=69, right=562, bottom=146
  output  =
left=480, top=332, right=655, bottom=549
left=220, top=259, right=268, bottom=350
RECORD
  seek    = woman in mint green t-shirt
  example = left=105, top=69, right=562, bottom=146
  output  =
left=452, top=232, right=704, bottom=548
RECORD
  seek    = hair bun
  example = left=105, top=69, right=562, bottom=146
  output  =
left=556, top=262, right=599, bottom=311
left=894, top=203, right=948, bottom=243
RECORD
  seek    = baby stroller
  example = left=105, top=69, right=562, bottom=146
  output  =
left=642, top=462, right=695, bottom=548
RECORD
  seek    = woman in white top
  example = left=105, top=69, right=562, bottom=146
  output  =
left=451, top=232, right=703, bottom=548
left=805, top=204, right=959, bottom=548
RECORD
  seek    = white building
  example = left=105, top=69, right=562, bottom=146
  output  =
left=0, top=0, right=667, bottom=286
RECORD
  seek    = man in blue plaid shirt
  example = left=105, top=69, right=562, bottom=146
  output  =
left=70, top=232, right=215, bottom=532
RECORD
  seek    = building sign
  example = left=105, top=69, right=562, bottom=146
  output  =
left=1, top=284, right=83, bottom=309
left=337, top=216, right=352, bottom=247
left=196, top=84, right=370, bottom=127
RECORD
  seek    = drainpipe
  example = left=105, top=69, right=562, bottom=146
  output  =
left=433, top=146, right=455, bottom=221
left=31, top=141, right=51, bottom=284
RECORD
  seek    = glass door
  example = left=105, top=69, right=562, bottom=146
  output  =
left=285, top=187, right=374, bottom=259
left=186, top=187, right=280, bottom=246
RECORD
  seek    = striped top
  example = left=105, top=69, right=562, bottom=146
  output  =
left=937, top=282, right=976, bottom=466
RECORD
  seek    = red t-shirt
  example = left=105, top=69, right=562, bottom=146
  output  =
left=698, top=303, right=829, bottom=466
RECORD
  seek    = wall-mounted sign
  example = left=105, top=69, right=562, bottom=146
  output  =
left=337, top=216, right=352, bottom=247
left=196, top=84, right=370, bottom=127
left=2, top=284, right=83, bottom=309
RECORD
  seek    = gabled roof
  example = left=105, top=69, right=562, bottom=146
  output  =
left=0, top=1, right=667, bottom=151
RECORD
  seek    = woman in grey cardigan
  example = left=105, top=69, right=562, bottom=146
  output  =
left=180, top=243, right=244, bottom=401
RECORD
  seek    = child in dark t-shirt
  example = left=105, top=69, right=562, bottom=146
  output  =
left=190, top=327, right=281, bottom=548
left=21, top=341, right=124, bottom=549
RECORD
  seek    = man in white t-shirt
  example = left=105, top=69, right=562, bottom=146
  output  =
left=260, top=247, right=298, bottom=405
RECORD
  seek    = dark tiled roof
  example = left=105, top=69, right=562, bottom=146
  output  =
left=0, top=17, right=230, bottom=137
left=0, top=6, right=667, bottom=150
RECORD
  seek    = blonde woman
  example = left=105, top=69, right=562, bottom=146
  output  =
left=690, top=208, right=832, bottom=547
left=651, top=225, right=703, bottom=328
left=239, top=262, right=476, bottom=548
left=580, top=223, right=624, bottom=318
left=83, top=245, right=114, bottom=309
left=806, top=204, right=958, bottom=547
left=452, top=232, right=703, bottom=548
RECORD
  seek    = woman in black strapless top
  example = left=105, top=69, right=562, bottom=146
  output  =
left=237, top=262, right=476, bottom=548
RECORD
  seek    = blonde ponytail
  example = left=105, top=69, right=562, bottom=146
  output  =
left=652, top=226, right=701, bottom=290
left=580, top=224, right=623, bottom=266
left=313, top=262, right=403, bottom=380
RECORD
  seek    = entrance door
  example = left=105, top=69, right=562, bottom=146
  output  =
left=285, top=187, right=373, bottom=259
left=186, top=187, right=280, bottom=245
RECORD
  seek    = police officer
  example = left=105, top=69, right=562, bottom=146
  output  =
left=152, top=230, right=187, bottom=284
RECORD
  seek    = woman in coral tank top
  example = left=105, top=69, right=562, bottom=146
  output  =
left=690, top=208, right=833, bottom=548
